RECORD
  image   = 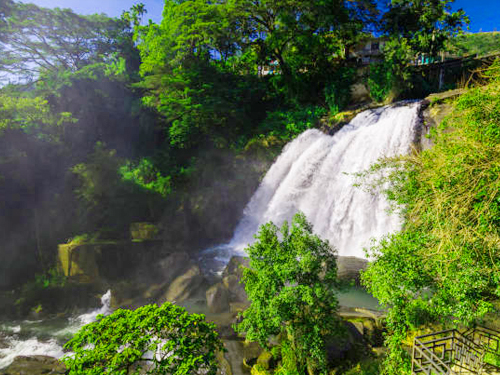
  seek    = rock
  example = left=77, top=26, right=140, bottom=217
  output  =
left=58, top=243, right=99, bottom=281
left=325, top=321, right=365, bottom=365
left=257, top=351, right=274, bottom=370
left=130, top=222, right=159, bottom=241
left=229, top=301, right=250, bottom=314
left=223, top=275, right=247, bottom=303
left=242, top=340, right=263, bottom=368
left=217, top=349, right=232, bottom=375
left=336, top=256, right=368, bottom=284
left=156, top=252, right=191, bottom=284
left=206, top=283, right=230, bottom=313
left=1, top=355, right=66, bottom=375
left=251, top=364, right=270, bottom=375
left=351, top=321, right=365, bottom=336
left=222, top=256, right=249, bottom=279
left=163, top=265, right=204, bottom=303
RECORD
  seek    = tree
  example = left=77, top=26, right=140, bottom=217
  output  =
left=372, top=0, right=468, bottom=98
left=62, top=303, right=224, bottom=375
left=381, top=0, right=468, bottom=58
left=0, top=2, right=133, bottom=83
left=236, top=212, right=342, bottom=375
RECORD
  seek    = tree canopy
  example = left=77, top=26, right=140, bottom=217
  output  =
left=62, top=303, right=224, bottom=375
left=236, top=212, right=342, bottom=375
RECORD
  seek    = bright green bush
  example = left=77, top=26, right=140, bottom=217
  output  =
left=62, top=303, right=224, bottom=375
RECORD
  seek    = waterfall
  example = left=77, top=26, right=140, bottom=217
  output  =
left=225, top=102, right=421, bottom=260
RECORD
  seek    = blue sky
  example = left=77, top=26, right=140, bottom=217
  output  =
left=24, top=0, right=500, bottom=33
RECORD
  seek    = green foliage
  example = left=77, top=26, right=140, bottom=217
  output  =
left=62, top=303, right=224, bottom=375
left=484, top=352, right=500, bottom=367
left=120, top=158, right=172, bottom=197
left=259, top=106, right=327, bottom=141
left=382, top=0, right=468, bottom=58
left=34, top=267, right=66, bottom=288
left=71, top=143, right=123, bottom=207
left=447, top=32, right=500, bottom=57
left=236, top=212, right=342, bottom=375
left=343, top=359, right=381, bottom=375
left=0, top=93, right=75, bottom=135
left=325, top=66, right=356, bottom=113
left=367, top=63, right=394, bottom=102
left=361, top=61, right=500, bottom=374
left=0, top=2, right=131, bottom=82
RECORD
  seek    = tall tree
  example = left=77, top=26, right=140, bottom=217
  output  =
left=381, top=0, right=468, bottom=58
left=0, top=2, right=134, bottom=83
left=236, top=212, right=342, bottom=375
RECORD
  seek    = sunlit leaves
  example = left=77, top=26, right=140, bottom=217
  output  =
left=236, top=212, right=342, bottom=374
left=62, top=303, right=224, bottom=375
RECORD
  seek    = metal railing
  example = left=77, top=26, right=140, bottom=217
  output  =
left=411, top=327, right=500, bottom=375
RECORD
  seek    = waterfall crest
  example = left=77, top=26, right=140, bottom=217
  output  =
left=228, top=102, right=421, bottom=259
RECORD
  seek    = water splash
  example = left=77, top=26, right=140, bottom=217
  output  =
left=0, top=290, right=112, bottom=370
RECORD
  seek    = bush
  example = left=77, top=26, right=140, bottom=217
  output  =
left=259, top=106, right=327, bottom=140
left=324, top=66, right=356, bottom=113
left=62, top=303, right=224, bottom=375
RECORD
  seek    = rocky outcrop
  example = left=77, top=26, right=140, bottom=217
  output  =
left=336, top=256, right=369, bottom=285
left=222, top=257, right=250, bottom=279
left=163, top=264, right=205, bottom=303
left=205, top=256, right=250, bottom=314
left=206, top=283, right=230, bottom=313
left=223, top=275, right=247, bottom=303
left=1, top=356, right=66, bottom=375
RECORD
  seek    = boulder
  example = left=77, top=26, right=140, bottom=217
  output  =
left=130, top=222, right=159, bottom=241
left=223, top=275, right=247, bottom=303
left=1, top=355, right=66, bottom=375
left=336, top=256, right=368, bottom=284
left=229, top=302, right=250, bottom=314
left=256, top=351, right=274, bottom=370
left=242, top=340, right=263, bottom=369
left=222, top=256, right=249, bottom=279
left=156, top=252, right=191, bottom=284
left=163, top=265, right=204, bottom=303
left=206, top=283, right=230, bottom=313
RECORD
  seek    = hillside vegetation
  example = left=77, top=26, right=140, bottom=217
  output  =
left=447, top=32, right=500, bottom=56
left=363, top=60, right=500, bottom=374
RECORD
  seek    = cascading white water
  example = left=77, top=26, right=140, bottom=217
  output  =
left=0, top=290, right=112, bottom=369
left=223, top=101, right=421, bottom=260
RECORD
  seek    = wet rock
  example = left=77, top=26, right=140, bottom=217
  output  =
left=336, top=256, right=368, bottom=285
left=156, top=252, right=191, bottom=283
left=229, top=302, right=250, bottom=314
left=242, top=340, right=263, bottom=368
left=1, top=355, right=66, bottom=375
left=163, top=265, right=204, bottom=303
left=130, top=222, right=159, bottom=241
left=223, top=275, right=247, bottom=303
left=206, top=283, right=230, bottom=313
left=222, top=257, right=249, bottom=279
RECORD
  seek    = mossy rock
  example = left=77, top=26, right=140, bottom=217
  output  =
left=1, top=356, right=66, bottom=375
left=130, top=222, right=159, bottom=241
left=251, top=364, right=271, bottom=375
left=257, top=351, right=275, bottom=370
